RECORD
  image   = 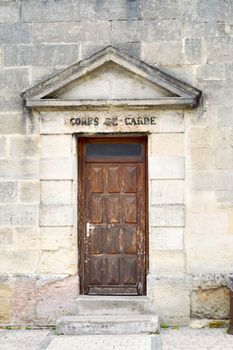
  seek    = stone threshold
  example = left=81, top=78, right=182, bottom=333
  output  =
left=56, top=314, right=159, bottom=335
left=75, top=295, right=154, bottom=315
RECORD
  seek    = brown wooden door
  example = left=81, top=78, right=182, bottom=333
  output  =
left=78, top=137, right=147, bottom=295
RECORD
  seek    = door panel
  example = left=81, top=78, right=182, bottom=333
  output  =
left=106, top=197, right=121, bottom=223
left=90, top=256, right=102, bottom=285
left=78, top=137, right=147, bottom=296
left=123, top=256, right=137, bottom=284
left=124, top=195, right=137, bottom=223
left=89, top=166, right=103, bottom=192
left=89, top=195, right=103, bottom=223
left=123, top=166, right=137, bottom=193
left=107, top=257, right=120, bottom=285
left=124, top=226, right=137, bottom=254
left=106, top=167, right=121, bottom=193
left=103, top=227, right=120, bottom=253
left=89, top=226, right=103, bottom=254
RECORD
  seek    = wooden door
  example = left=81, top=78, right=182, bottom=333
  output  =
left=78, top=137, right=147, bottom=295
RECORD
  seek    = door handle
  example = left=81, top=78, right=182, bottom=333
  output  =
left=86, top=223, right=94, bottom=237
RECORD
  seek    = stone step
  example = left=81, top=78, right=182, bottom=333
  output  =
left=75, top=295, right=154, bottom=315
left=56, top=314, right=159, bottom=335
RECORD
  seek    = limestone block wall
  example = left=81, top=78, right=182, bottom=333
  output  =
left=0, top=0, right=233, bottom=326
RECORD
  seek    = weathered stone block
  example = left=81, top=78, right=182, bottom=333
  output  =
left=216, top=147, right=233, bottom=170
left=183, top=20, right=223, bottom=39
left=191, top=274, right=228, bottom=290
left=150, top=204, right=184, bottom=226
left=228, top=208, right=233, bottom=235
left=0, top=68, right=30, bottom=92
left=196, top=0, right=225, bottom=22
left=150, top=251, right=185, bottom=275
left=148, top=275, right=190, bottom=325
left=184, top=38, right=202, bottom=65
left=191, top=287, right=230, bottom=319
left=12, top=276, right=36, bottom=325
left=216, top=191, right=233, bottom=206
left=191, top=171, right=215, bottom=191
left=189, top=147, right=215, bottom=170
left=19, top=181, right=40, bottom=203
left=186, top=190, right=218, bottom=212
left=9, top=135, right=39, bottom=158
left=41, top=227, right=74, bottom=250
left=0, top=91, right=23, bottom=112
left=0, top=159, right=39, bottom=180
left=191, top=170, right=233, bottom=191
left=186, top=107, right=218, bottom=128
left=40, top=158, right=73, bottom=180
left=149, top=156, right=185, bottom=179
left=186, top=211, right=228, bottom=235
left=201, top=81, right=233, bottom=106
left=96, top=0, right=139, bottom=20
left=111, top=20, right=148, bottom=42
left=225, top=63, right=233, bottom=81
left=14, top=227, right=40, bottom=251
left=0, top=277, right=12, bottom=324
left=157, top=112, right=184, bottom=133
left=0, top=23, right=31, bottom=44
left=41, top=181, right=72, bottom=205
left=150, top=133, right=184, bottom=156
left=0, top=1, right=20, bottom=23
left=40, top=205, right=73, bottom=226
left=0, top=113, right=26, bottom=135
left=142, top=41, right=184, bottom=65
left=151, top=180, right=184, bottom=204
left=218, top=129, right=233, bottom=148
left=0, top=137, right=6, bottom=157
left=186, top=234, right=233, bottom=273
left=112, top=20, right=182, bottom=42
left=188, top=127, right=218, bottom=147
left=32, top=21, right=111, bottom=43
left=140, top=0, right=179, bottom=19
left=4, top=44, right=80, bottom=67
left=205, top=37, right=233, bottom=63
left=0, top=205, right=38, bottom=226
left=0, top=251, right=40, bottom=274
left=36, top=275, right=79, bottom=324
left=151, top=227, right=184, bottom=250
left=0, top=182, right=17, bottom=203
left=41, top=135, right=72, bottom=158
left=40, top=113, right=77, bottom=134
left=21, top=0, right=81, bottom=22
left=0, top=228, right=13, bottom=247
left=217, top=107, right=233, bottom=127
left=38, top=249, right=76, bottom=274
left=197, top=64, right=226, bottom=81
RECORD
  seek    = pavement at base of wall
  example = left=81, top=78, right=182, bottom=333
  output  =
left=0, top=327, right=233, bottom=350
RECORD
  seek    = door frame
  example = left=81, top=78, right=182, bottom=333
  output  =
left=77, top=135, right=149, bottom=295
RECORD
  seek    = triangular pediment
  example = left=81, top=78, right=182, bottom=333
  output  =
left=22, top=46, right=201, bottom=108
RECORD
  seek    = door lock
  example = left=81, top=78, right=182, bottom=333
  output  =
left=86, top=222, right=94, bottom=237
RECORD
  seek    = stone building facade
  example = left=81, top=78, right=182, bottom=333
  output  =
left=0, top=0, right=233, bottom=328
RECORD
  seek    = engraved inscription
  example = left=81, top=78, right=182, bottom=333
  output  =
left=70, top=116, right=157, bottom=127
